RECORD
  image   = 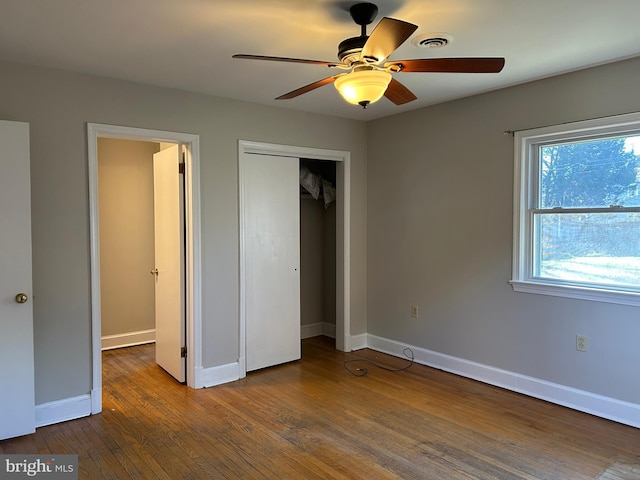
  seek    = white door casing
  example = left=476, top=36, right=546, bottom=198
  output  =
left=88, top=123, right=202, bottom=411
left=153, top=145, right=186, bottom=382
left=0, top=120, right=35, bottom=440
left=239, top=140, right=351, bottom=377
left=242, top=153, right=301, bottom=371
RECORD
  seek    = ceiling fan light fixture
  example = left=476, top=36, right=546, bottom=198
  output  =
left=334, top=70, right=392, bottom=108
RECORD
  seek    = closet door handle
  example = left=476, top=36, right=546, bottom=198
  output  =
left=150, top=268, right=159, bottom=276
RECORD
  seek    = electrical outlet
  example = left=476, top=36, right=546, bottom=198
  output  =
left=411, top=305, right=419, bottom=318
left=576, top=335, right=587, bottom=352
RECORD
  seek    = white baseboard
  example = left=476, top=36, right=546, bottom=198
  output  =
left=350, top=333, right=368, bottom=351
left=196, top=361, right=244, bottom=389
left=301, top=322, right=336, bottom=339
left=194, top=323, right=341, bottom=388
left=91, top=387, right=102, bottom=414
left=365, top=334, right=640, bottom=429
left=36, top=394, right=92, bottom=428
left=101, top=329, right=155, bottom=350
left=43, top=332, right=638, bottom=430
left=34, top=363, right=245, bottom=428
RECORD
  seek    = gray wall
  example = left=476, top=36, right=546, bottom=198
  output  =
left=323, top=202, right=337, bottom=326
left=367, top=56, right=640, bottom=405
left=300, top=197, right=326, bottom=327
left=0, top=60, right=368, bottom=404
left=300, top=197, right=336, bottom=328
left=98, top=138, right=158, bottom=338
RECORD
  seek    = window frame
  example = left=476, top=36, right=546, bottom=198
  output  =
left=511, top=112, right=640, bottom=307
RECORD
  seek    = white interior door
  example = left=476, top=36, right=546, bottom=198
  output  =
left=242, top=153, right=301, bottom=371
left=0, top=120, right=35, bottom=439
left=153, top=145, right=185, bottom=382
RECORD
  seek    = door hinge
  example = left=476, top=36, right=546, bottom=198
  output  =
left=178, top=162, right=185, bottom=174
left=180, top=346, right=187, bottom=358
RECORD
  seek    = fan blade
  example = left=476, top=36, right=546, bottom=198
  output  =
left=384, top=78, right=417, bottom=105
left=388, top=57, right=505, bottom=73
left=361, top=17, right=418, bottom=62
left=276, top=76, right=337, bottom=100
left=233, top=54, right=338, bottom=67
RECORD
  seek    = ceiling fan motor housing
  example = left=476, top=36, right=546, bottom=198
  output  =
left=338, top=36, right=368, bottom=65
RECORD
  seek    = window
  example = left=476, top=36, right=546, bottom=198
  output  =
left=511, top=113, right=640, bottom=306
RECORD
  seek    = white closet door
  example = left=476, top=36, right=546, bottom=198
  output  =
left=242, top=153, right=300, bottom=371
left=0, top=120, right=35, bottom=439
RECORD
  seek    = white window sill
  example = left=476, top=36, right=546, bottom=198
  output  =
left=509, top=280, right=640, bottom=307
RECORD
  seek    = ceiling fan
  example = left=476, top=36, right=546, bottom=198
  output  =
left=233, top=2, right=505, bottom=109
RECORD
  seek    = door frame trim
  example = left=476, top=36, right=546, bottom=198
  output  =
left=238, top=140, right=351, bottom=377
left=87, top=123, right=202, bottom=413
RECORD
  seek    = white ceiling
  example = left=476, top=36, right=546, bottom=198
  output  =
left=1, top=0, right=640, bottom=121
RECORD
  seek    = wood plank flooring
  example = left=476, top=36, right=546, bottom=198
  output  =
left=2, top=336, right=639, bottom=479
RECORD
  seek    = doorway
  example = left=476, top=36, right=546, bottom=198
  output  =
left=97, top=139, right=186, bottom=382
left=87, top=123, right=202, bottom=415
left=238, top=140, right=351, bottom=377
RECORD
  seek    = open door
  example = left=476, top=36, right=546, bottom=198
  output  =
left=152, top=145, right=186, bottom=382
left=0, top=120, right=35, bottom=439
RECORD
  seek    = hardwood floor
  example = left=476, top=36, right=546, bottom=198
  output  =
left=2, top=336, right=639, bottom=479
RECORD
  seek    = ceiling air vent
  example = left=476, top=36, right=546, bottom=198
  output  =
left=412, top=33, right=453, bottom=49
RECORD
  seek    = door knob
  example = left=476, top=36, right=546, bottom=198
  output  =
left=150, top=268, right=159, bottom=276
left=15, top=293, right=28, bottom=304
